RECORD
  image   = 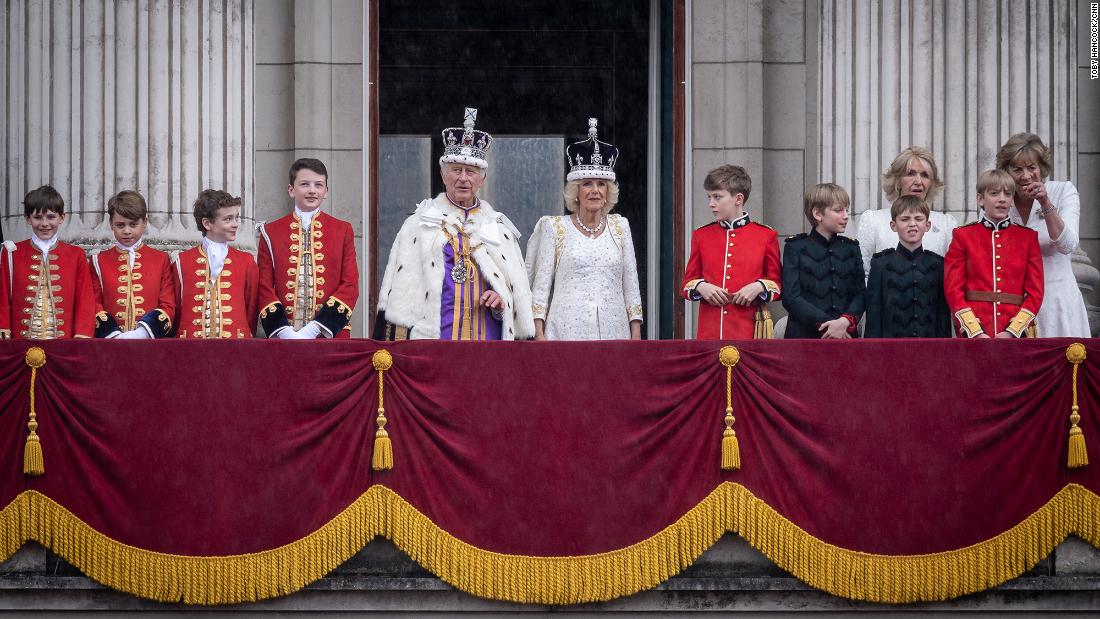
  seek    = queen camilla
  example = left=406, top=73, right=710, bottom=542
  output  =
left=526, top=119, right=643, bottom=340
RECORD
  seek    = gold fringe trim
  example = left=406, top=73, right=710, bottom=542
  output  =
left=0, top=483, right=1097, bottom=605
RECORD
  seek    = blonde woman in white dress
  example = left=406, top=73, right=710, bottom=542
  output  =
left=857, top=146, right=959, bottom=276
left=526, top=119, right=643, bottom=340
left=998, top=132, right=1090, bottom=338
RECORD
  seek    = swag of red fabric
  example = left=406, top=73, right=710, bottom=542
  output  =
left=0, top=339, right=1096, bottom=559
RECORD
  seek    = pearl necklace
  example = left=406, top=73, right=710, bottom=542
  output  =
left=574, top=214, right=606, bottom=238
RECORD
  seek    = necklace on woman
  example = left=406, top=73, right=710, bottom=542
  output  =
left=574, top=214, right=606, bottom=238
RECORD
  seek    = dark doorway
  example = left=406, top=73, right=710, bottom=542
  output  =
left=377, top=0, right=652, bottom=329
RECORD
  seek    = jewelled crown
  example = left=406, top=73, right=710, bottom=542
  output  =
left=439, top=107, right=493, bottom=169
left=566, top=118, right=619, bottom=182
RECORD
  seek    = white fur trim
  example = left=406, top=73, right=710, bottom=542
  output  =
left=566, top=168, right=616, bottom=182
left=439, top=154, right=488, bottom=169
left=497, top=213, right=522, bottom=240
left=376, top=194, right=534, bottom=340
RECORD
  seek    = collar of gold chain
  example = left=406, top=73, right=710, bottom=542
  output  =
left=440, top=223, right=484, bottom=260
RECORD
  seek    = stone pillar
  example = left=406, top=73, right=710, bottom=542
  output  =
left=1071, top=249, right=1100, bottom=336
left=687, top=0, right=815, bottom=336
left=253, top=0, right=364, bottom=335
left=1, top=0, right=255, bottom=251
left=819, top=0, right=1077, bottom=223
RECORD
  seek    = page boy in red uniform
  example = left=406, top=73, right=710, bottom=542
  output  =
left=944, top=170, right=1044, bottom=338
left=0, top=185, right=95, bottom=339
left=90, top=190, right=176, bottom=339
left=257, top=158, right=358, bottom=339
left=174, top=190, right=259, bottom=339
left=681, top=165, right=781, bottom=339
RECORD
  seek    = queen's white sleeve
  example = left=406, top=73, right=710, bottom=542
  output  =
left=620, top=218, right=643, bottom=322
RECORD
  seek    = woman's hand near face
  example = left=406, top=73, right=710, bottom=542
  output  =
left=1023, top=181, right=1051, bottom=209
left=696, top=282, right=731, bottom=306
left=731, top=281, right=765, bottom=306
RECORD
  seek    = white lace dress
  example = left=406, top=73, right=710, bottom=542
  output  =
left=526, top=215, right=643, bottom=340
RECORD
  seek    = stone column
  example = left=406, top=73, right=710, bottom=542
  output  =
left=1, top=0, right=255, bottom=251
left=819, top=0, right=1077, bottom=223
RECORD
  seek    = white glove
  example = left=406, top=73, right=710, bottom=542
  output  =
left=273, top=327, right=300, bottom=340
left=116, top=327, right=151, bottom=340
left=297, top=321, right=323, bottom=339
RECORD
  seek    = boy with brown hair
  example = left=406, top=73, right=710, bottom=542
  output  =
left=173, top=190, right=259, bottom=338
left=0, top=185, right=95, bottom=339
left=944, top=170, right=1043, bottom=338
left=781, top=183, right=865, bottom=339
left=90, top=190, right=176, bottom=338
left=681, top=164, right=781, bottom=339
left=257, top=158, right=358, bottom=339
left=864, top=195, right=951, bottom=338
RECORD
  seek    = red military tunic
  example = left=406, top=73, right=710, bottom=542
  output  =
left=944, top=217, right=1044, bottom=338
left=0, top=239, right=95, bottom=339
left=681, top=214, right=781, bottom=340
left=257, top=210, right=358, bottom=338
left=174, top=244, right=259, bottom=339
left=90, top=244, right=177, bottom=337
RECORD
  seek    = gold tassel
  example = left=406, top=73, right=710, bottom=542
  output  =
left=1066, top=343, right=1088, bottom=469
left=753, top=307, right=773, bottom=339
left=721, top=409, right=740, bottom=470
left=719, top=346, right=741, bottom=470
left=23, top=347, right=46, bottom=476
left=372, top=350, right=394, bottom=471
left=372, top=430, right=393, bottom=471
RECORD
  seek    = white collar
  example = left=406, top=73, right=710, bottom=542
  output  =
left=202, top=237, right=230, bottom=278
left=115, top=237, right=144, bottom=253
left=295, top=206, right=320, bottom=230
left=31, top=234, right=58, bottom=256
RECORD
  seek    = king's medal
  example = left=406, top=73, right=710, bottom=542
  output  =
left=450, top=261, right=468, bottom=283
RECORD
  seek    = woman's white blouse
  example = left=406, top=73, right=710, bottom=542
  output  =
left=1009, top=180, right=1090, bottom=338
left=527, top=215, right=643, bottom=340
left=856, top=209, right=959, bottom=275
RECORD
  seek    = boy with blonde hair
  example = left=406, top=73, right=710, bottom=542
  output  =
left=781, top=183, right=864, bottom=339
left=944, top=170, right=1043, bottom=338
